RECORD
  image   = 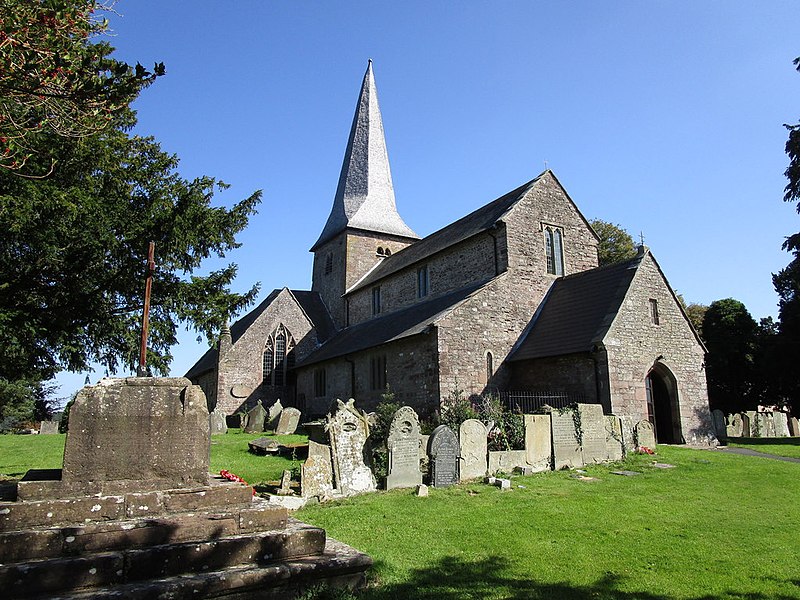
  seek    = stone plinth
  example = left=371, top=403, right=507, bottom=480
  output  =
left=62, top=377, right=210, bottom=488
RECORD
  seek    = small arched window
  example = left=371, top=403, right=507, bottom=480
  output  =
left=544, top=226, right=564, bottom=276
left=486, top=351, right=494, bottom=383
left=262, top=324, right=296, bottom=386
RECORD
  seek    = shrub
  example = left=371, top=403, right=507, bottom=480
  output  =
left=368, top=387, right=401, bottom=484
left=438, top=388, right=479, bottom=432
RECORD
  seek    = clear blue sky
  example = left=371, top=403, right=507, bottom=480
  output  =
left=55, top=1, right=799, bottom=399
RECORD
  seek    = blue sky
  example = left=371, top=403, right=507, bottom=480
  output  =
left=55, top=1, right=799, bottom=399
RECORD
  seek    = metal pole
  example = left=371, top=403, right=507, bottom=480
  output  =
left=138, top=241, right=155, bottom=377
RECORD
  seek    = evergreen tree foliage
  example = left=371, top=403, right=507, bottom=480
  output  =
left=590, top=219, right=637, bottom=266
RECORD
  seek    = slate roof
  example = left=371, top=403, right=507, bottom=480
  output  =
left=297, top=279, right=495, bottom=367
left=185, top=289, right=336, bottom=379
left=346, top=174, right=544, bottom=294
left=508, top=254, right=644, bottom=361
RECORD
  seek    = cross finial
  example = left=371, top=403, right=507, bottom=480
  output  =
left=639, top=231, right=646, bottom=246
left=544, top=159, right=549, bottom=171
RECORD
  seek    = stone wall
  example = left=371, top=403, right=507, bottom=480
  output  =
left=296, top=333, right=440, bottom=418
left=603, top=252, right=714, bottom=445
left=508, top=353, right=601, bottom=406
left=215, top=289, right=318, bottom=415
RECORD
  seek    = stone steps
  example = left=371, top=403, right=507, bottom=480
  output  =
left=0, top=520, right=332, bottom=599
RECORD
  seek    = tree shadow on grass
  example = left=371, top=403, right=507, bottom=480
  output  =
left=726, top=437, right=800, bottom=447
left=353, top=556, right=800, bottom=600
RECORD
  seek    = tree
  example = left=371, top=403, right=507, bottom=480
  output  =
left=684, top=303, right=708, bottom=340
left=590, top=219, right=638, bottom=266
left=0, top=1, right=163, bottom=175
left=773, top=56, right=800, bottom=415
left=702, top=298, right=759, bottom=414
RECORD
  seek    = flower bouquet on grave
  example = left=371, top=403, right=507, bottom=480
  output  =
left=220, top=469, right=256, bottom=496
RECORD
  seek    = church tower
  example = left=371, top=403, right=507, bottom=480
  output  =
left=311, top=61, right=419, bottom=329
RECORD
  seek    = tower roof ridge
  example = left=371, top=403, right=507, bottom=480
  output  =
left=311, top=61, right=418, bottom=251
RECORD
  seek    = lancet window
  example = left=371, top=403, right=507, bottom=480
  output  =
left=544, top=226, right=564, bottom=276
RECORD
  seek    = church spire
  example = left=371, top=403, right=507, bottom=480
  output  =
left=311, top=60, right=418, bottom=251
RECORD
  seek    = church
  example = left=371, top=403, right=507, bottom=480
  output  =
left=187, top=62, right=715, bottom=446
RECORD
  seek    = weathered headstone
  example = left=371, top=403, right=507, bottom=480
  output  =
left=790, top=417, right=800, bottom=437
left=604, top=415, right=624, bottom=461
left=727, top=413, right=743, bottom=438
left=62, top=377, right=210, bottom=487
left=619, top=416, right=637, bottom=456
left=745, top=411, right=759, bottom=437
left=243, top=400, right=267, bottom=434
left=524, top=414, right=552, bottom=472
left=301, top=440, right=334, bottom=499
left=209, top=408, right=228, bottom=435
left=275, top=407, right=301, bottom=435
left=578, top=404, right=608, bottom=464
left=38, top=421, right=59, bottom=435
left=773, top=412, right=790, bottom=437
left=266, top=399, right=284, bottom=430
left=326, top=399, right=376, bottom=495
left=635, top=420, right=656, bottom=450
left=459, top=419, right=488, bottom=481
left=740, top=412, right=752, bottom=437
left=711, top=409, right=727, bottom=441
left=276, top=470, right=294, bottom=496
left=763, top=412, right=776, bottom=438
left=551, top=407, right=583, bottom=469
left=428, top=425, right=459, bottom=487
left=386, top=406, right=423, bottom=489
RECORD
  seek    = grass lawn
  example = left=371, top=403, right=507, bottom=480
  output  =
left=725, top=436, right=800, bottom=459
left=298, top=446, right=800, bottom=600
left=0, top=430, right=304, bottom=485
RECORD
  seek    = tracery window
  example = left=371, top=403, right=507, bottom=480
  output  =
left=544, top=226, right=564, bottom=276
left=262, top=324, right=296, bottom=386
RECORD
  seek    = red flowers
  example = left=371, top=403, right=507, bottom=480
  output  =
left=637, top=446, right=655, bottom=455
left=219, top=469, right=256, bottom=496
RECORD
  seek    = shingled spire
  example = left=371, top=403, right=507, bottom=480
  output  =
left=311, top=60, right=418, bottom=251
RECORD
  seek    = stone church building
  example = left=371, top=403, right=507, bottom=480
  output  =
left=187, top=62, right=714, bottom=445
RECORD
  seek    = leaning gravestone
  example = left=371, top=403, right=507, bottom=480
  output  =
left=745, top=411, right=759, bottom=437
left=727, top=413, right=743, bottom=438
left=302, top=440, right=334, bottom=499
left=459, top=419, right=488, bottom=481
left=38, top=420, right=59, bottom=435
left=267, top=399, right=284, bottom=430
left=619, top=416, right=637, bottom=456
left=773, top=412, right=790, bottom=437
left=740, top=412, right=752, bottom=437
left=386, top=406, right=423, bottom=489
left=428, top=425, right=459, bottom=487
left=326, top=399, right=376, bottom=496
left=763, top=412, right=776, bottom=438
left=243, top=400, right=267, bottom=433
left=578, top=404, right=608, bottom=464
left=711, top=409, right=727, bottom=441
left=209, top=407, right=228, bottom=435
left=635, top=420, right=656, bottom=450
left=524, top=414, right=552, bottom=472
left=275, top=407, right=301, bottom=435
left=551, top=407, right=583, bottom=469
left=605, top=415, right=624, bottom=461
left=790, top=417, right=800, bottom=437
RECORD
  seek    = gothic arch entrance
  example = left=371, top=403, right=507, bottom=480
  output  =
left=645, top=363, right=682, bottom=444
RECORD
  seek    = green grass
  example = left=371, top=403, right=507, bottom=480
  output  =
left=0, top=429, right=304, bottom=485
left=726, top=436, right=800, bottom=459
left=297, top=446, right=800, bottom=600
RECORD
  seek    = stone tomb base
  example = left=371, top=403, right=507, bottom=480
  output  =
left=0, top=378, right=371, bottom=599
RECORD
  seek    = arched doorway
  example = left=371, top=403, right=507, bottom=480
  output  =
left=645, top=363, right=682, bottom=444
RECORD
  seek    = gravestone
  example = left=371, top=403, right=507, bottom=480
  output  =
left=243, top=400, right=267, bottom=433
left=248, top=437, right=279, bottom=455
left=386, top=406, right=423, bottom=489
left=428, top=425, right=459, bottom=487
left=38, top=421, right=59, bottom=435
left=619, top=416, right=637, bottom=456
left=62, top=377, right=209, bottom=487
left=551, top=408, right=583, bottom=469
left=326, top=399, right=376, bottom=495
left=459, top=419, right=488, bottom=481
left=773, top=412, right=790, bottom=437
left=763, top=412, right=776, bottom=438
left=301, top=440, right=334, bottom=499
left=790, top=417, right=800, bottom=437
left=711, top=409, right=727, bottom=441
left=578, top=404, right=608, bottom=464
left=745, top=411, right=759, bottom=437
left=267, top=399, right=284, bottom=430
left=275, top=407, right=301, bottom=435
left=727, top=413, right=743, bottom=438
left=524, top=414, right=552, bottom=472
left=604, top=415, right=624, bottom=461
left=635, top=420, right=656, bottom=450
left=209, top=407, right=228, bottom=435
left=741, top=412, right=752, bottom=437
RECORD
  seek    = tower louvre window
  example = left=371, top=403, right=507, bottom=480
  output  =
left=262, top=324, right=296, bottom=386
left=324, top=253, right=333, bottom=275
left=544, top=226, right=564, bottom=276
